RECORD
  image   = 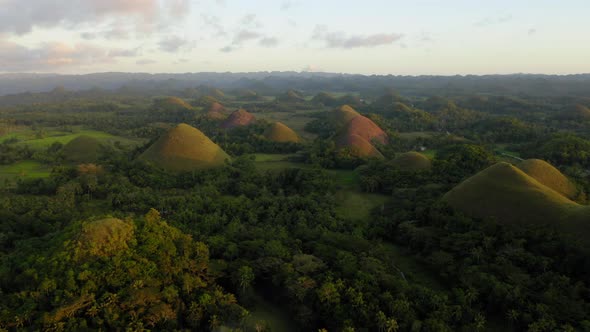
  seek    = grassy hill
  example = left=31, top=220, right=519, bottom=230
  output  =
left=517, top=159, right=578, bottom=199
left=336, top=134, right=383, bottom=158
left=153, top=96, right=192, bottom=110
left=221, top=109, right=256, bottom=129
left=327, top=105, right=361, bottom=127
left=443, top=162, right=590, bottom=242
left=391, top=152, right=432, bottom=171
left=264, top=122, right=300, bottom=143
left=62, top=135, right=104, bottom=163
left=139, top=123, right=230, bottom=171
left=341, top=115, right=388, bottom=145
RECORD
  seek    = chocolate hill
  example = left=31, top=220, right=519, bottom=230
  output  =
left=220, top=109, right=256, bottom=129
left=139, top=123, right=230, bottom=171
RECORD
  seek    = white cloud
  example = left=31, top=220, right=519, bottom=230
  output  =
left=312, top=25, right=403, bottom=49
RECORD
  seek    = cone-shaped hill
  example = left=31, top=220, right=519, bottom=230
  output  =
left=443, top=162, right=590, bottom=238
left=205, top=102, right=227, bottom=120
left=391, top=152, right=432, bottom=171
left=336, top=134, right=383, bottom=159
left=327, top=105, right=361, bottom=127
left=517, top=159, right=578, bottom=199
left=220, top=109, right=256, bottom=129
left=153, top=96, right=192, bottom=111
left=312, top=92, right=339, bottom=106
left=277, top=89, right=305, bottom=103
left=62, top=135, right=104, bottom=163
left=341, top=115, right=388, bottom=145
left=139, top=123, right=230, bottom=171
left=264, top=122, right=300, bottom=143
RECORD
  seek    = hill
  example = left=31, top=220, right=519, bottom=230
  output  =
left=312, top=92, right=339, bottom=106
left=153, top=96, right=192, bottom=110
left=517, top=159, right=578, bottom=199
left=62, top=135, right=104, bottom=163
left=338, top=94, right=362, bottom=107
left=204, top=102, right=227, bottom=120
left=139, top=123, right=230, bottom=171
left=221, top=109, right=256, bottom=129
left=264, top=122, right=300, bottom=143
left=391, top=152, right=432, bottom=171
left=336, top=134, right=383, bottom=159
left=327, top=105, right=361, bottom=127
left=443, top=162, right=590, bottom=234
left=341, top=115, right=388, bottom=145
left=236, top=89, right=264, bottom=101
left=276, top=89, right=305, bottom=103
left=0, top=212, right=245, bottom=329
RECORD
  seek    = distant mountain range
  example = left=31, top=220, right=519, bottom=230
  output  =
left=1, top=72, right=590, bottom=98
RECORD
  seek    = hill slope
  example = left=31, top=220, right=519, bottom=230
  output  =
left=517, top=159, right=578, bottom=199
left=336, top=134, right=383, bottom=158
left=139, top=123, right=230, bottom=171
left=264, top=122, right=300, bottom=143
left=391, top=152, right=432, bottom=171
left=327, top=105, right=361, bottom=127
left=221, top=109, right=256, bottom=129
left=341, top=115, right=388, bottom=145
left=443, top=162, right=590, bottom=241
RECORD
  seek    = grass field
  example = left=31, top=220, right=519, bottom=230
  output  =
left=334, top=190, right=390, bottom=220
left=0, top=160, right=51, bottom=186
left=1, top=126, right=144, bottom=149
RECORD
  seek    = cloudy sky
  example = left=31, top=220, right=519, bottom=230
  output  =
left=0, top=0, right=588, bottom=75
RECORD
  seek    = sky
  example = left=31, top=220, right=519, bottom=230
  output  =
left=0, top=0, right=589, bottom=75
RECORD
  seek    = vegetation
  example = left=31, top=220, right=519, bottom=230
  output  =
left=0, top=81, right=589, bottom=331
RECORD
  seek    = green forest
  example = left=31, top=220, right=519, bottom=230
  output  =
left=0, top=83, right=589, bottom=332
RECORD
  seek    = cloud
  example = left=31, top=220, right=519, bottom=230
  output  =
left=0, top=0, right=191, bottom=36
left=220, top=45, right=236, bottom=53
left=136, top=59, right=156, bottom=65
left=233, top=30, right=262, bottom=44
left=474, top=15, right=512, bottom=27
left=0, top=40, right=116, bottom=71
left=281, top=1, right=299, bottom=10
left=259, top=37, right=279, bottom=47
left=158, top=36, right=194, bottom=53
left=108, top=47, right=141, bottom=57
left=312, top=25, right=403, bottom=49
left=240, top=14, right=262, bottom=28
left=528, top=28, right=537, bottom=36
left=201, top=14, right=227, bottom=37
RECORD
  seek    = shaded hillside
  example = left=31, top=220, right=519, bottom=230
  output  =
left=443, top=162, right=590, bottom=241
left=62, top=135, right=105, bottom=163
left=391, top=152, right=432, bottom=171
left=336, top=134, right=383, bottom=159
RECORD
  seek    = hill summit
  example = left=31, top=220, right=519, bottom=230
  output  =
left=221, top=109, right=256, bottom=129
left=327, top=105, right=361, bottom=127
left=139, top=123, right=230, bottom=171
left=264, top=122, right=300, bottom=143
left=517, top=159, right=578, bottom=199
